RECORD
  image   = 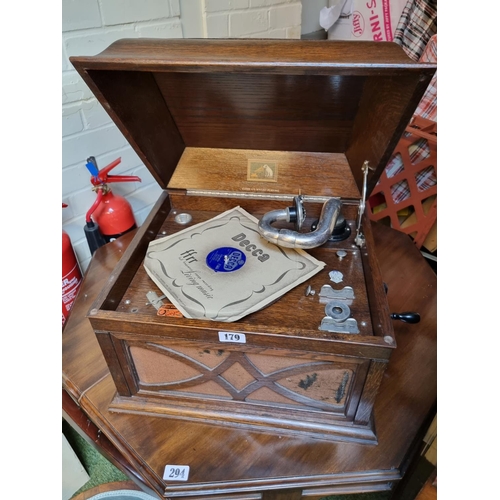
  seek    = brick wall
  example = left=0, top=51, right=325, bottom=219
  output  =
left=62, top=0, right=302, bottom=272
left=204, top=0, right=302, bottom=38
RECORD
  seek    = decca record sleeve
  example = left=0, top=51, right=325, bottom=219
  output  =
left=144, top=206, right=325, bottom=322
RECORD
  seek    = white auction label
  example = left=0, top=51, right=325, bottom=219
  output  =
left=163, top=465, right=190, bottom=481
left=218, top=331, right=246, bottom=343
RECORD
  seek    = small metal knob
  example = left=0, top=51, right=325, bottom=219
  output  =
left=305, top=285, right=316, bottom=296
left=174, top=213, right=192, bottom=225
left=336, top=250, right=347, bottom=260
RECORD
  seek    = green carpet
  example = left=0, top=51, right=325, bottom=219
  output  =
left=63, top=419, right=391, bottom=499
left=63, top=419, right=128, bottom=497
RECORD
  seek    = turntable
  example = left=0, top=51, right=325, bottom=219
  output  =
left=71, top=39, right=435, bottom=444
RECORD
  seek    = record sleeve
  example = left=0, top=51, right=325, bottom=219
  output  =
left=144, top=207, right=325, bottom=322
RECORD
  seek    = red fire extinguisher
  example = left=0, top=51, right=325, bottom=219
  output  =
left=84, top=156, right=141, bottom=254
left=62, top=204, right=83, bottom=328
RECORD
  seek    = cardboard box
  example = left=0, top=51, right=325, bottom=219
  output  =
left=321, top=0, right=406, bottom=41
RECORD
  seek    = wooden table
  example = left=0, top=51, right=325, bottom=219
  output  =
left=62, top=222, right=437, bottom=500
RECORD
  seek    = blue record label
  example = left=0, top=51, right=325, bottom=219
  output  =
left=206, top=247, right=246, bottom=272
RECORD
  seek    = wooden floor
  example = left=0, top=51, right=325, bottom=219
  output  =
left=415, top=476, right=437, bottom=500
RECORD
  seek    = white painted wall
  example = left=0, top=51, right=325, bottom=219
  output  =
left=62, top=0, right=302, bottom=272
left=203, top=0, right=302, bottom=38
left=179, top=0, right=204, bottom=37
left=300, top=0, right=327, bottom=35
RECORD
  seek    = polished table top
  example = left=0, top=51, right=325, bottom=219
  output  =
left=62, top=222, right=437, bottom=500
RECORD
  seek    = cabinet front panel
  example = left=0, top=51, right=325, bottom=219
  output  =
left=128, top=342, right=366, bottom=419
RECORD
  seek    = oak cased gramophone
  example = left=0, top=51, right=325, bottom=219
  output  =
left=70, top=39, right=435, bottom=444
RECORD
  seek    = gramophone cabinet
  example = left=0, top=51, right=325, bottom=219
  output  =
left=70, top=38, right=435, bottom=444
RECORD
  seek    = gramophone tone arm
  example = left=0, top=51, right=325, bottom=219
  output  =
left=258, top=198, right=342, bottom=249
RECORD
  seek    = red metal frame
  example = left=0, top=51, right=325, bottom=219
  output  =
left=368, top=116, right=437, bottom=249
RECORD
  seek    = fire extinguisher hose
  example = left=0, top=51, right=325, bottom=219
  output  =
left=84, top=189, right=107, bottom=254
left=86, top=188, right=103, bottom=223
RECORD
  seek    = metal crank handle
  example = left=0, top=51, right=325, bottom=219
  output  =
left=390, top=312, right=421, bottom=324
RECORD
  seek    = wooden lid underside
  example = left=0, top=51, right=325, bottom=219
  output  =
left=70, top=39, right=436, bottom=196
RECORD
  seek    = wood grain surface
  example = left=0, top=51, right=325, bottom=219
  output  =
left=70, top=38, right=436, bottom=74
left=70, top=39, right=436, bottom=195
left=85, top=196, right=393, bottom=444
left=168, top=148, right=361, bottom=200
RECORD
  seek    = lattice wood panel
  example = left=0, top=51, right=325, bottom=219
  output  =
left=130, top=344, right=355, bottom=412
left=368, top=116, right=437, bottom=248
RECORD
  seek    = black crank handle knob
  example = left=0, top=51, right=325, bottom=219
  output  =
left=390, top=312, right=420, bottom=324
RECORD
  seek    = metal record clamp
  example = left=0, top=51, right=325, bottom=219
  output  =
left=319, top=301, right=360, bottom=334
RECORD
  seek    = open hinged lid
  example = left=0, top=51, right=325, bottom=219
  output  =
left=70, top=38, right=436, bottom=199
